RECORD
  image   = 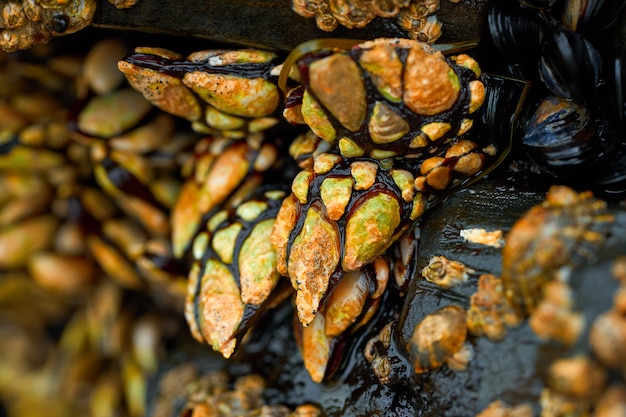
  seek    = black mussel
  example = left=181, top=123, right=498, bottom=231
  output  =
left=593, top=146, right=626, bottom=196
left=522, top=95, right=606, bottom=177
left=602, top=41, right=626, bottom=135
left=616, top=44, right=626, bottom=132
left=487, top=1, right=548, bottom=79
left=565, top=0, right=626, bottom=34
left=594, top=63, right=626, bottom=197
left=539, top=29, right=602, bottom=103
left=469, top=74, right=530, bottom=157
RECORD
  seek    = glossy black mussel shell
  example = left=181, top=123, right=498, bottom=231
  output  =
left=614, top=45, right=626, bottom=134
left=522, top=95, right=604, bottom=177
left=601, top=41, right=626, bottom=136
left=540, top=28, right=602, bottom=103
left=571, top=0, right=626, bottom=35
left=487, top=1, right=547, bottom=79
left=593, top=147, right=626, bottom=196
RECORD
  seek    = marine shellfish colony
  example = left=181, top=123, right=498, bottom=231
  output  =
left=291, top=0, right=445, bottom=42
left=0, top=0, right=625, bottom=416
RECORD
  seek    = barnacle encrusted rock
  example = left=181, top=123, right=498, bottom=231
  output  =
left=1, top=0, right=97, bottom=52
left=292, top=0, right=443, bottom=42
left=501, top=186, right=614, bottom=315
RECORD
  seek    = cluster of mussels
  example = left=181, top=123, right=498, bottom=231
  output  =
left=488, top=0, right=626, bottom=193
left=0, top=36, right=193, bottom=417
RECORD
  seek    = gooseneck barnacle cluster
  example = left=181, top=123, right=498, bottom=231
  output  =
left=0, top=1, right=625, bottom=416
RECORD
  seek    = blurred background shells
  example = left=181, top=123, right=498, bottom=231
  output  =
left=0, top=33, right=195, bottom=417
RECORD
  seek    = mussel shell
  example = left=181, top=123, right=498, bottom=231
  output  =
left=487, top=1, right=547, bottom=79
left=539, top=29, right=602, bottom=103
left=614, top=43, right=625, bottom=133
left=592, top=30, right=626, bottom=195
left=522, top=95, right=604, bottom=177
left=465, top=73, right=529, bottom=169
left=575, top=0, right=626, bottom=35
left=601, top=40, right=625, bottom=136
left=593, top=146, right=626, bottom=196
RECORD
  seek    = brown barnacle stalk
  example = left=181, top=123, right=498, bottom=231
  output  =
left=295, top=257, right=390, bottom=382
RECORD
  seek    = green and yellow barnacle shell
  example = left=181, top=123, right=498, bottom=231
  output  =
left=119, top=48, right=282, bottom=136
left=271, top=153, right=426, bottom=325
left=171, top=134, right=280, bottom=258
left=282, top=38, right=486, bottom=160
left=185, top=189, right=292, bottom=358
